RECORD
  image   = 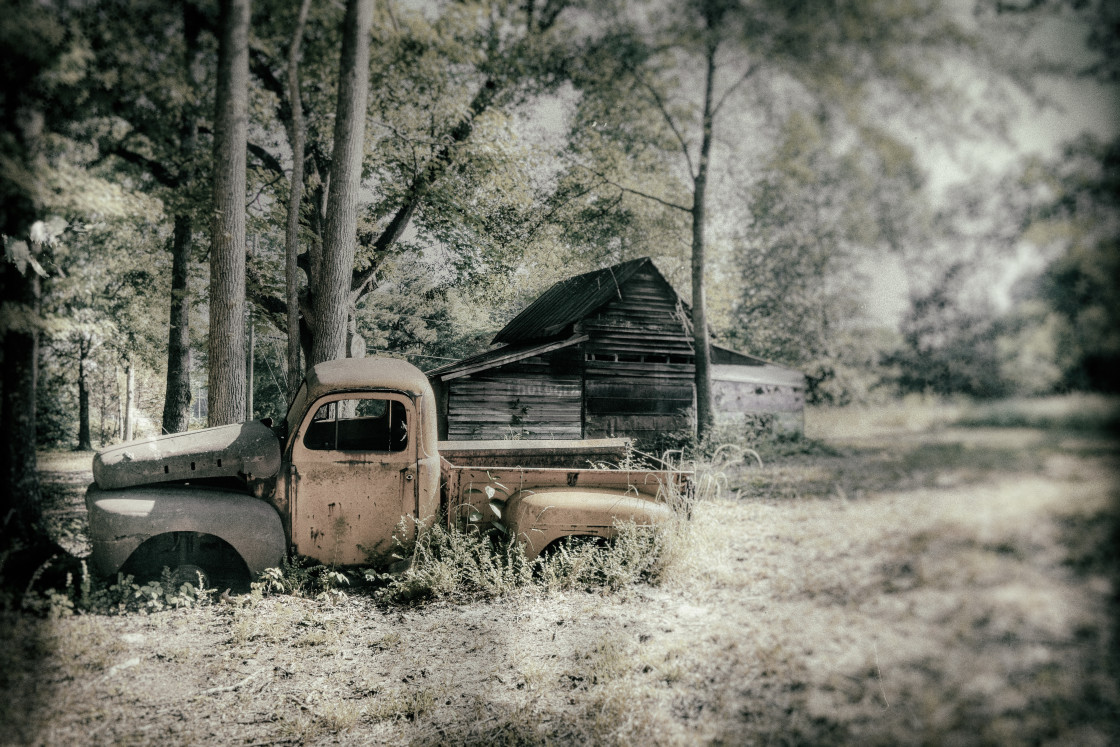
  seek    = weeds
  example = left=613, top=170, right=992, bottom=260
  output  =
left=537, top=522, right=674, bottom=592
left=360, top=510, right=690, bottom=605
left=369, top=686, right=438, bottom=722
left=14, top=558, right=214, bottom=617
left=369, top=522, right=534, bottom=604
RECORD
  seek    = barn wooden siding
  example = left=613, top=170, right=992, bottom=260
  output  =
left=581, top=263, right=694, bottom=440
left=445, top=349, right=583, bottom=440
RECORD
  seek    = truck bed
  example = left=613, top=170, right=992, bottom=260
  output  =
left=440, top=448, right=690, bottom=533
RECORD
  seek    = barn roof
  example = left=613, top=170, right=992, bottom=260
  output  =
left=427, top=257, right=807, bottom=384
left=711, top=345, right=806, bottom=387
left=426, top=333, right=587, bottom=381
left=493, top=257, right=660, bottom=345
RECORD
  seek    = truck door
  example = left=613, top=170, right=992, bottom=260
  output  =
left=289, top=392, right=418, bottom=565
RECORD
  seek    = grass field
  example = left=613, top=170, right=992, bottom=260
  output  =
left=2, top=399, right=1117, bottom=745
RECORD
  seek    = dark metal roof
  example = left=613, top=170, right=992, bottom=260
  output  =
left=492, top=257, right=655, bottom=345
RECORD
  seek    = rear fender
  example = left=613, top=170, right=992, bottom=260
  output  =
left=503, top=487, right=673, bottom=559
left=85, top=484, right=286, bottom=578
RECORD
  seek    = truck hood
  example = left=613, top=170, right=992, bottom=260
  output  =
left=93, top=421, right=282, bottom=490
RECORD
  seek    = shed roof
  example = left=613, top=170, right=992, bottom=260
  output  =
left=712, top=363, right=806, bottom=388
left=426, top=334, right=587, bottom=381
left=493, top=257, right=661, bottom=344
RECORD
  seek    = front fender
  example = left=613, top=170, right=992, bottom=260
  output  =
left=85, top=484, right=286, bottom=577
left=504, top=487, right=674, bottom=559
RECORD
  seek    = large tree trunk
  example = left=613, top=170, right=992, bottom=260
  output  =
left=207, top=0, right=251, bottom=426
left=162, top=214, right=193, bottom=433
left=309, top=0, right=373, bottom=366
left=124, top=361, right=135, bottom=442
left=691, top=34, right=717, bottom=443
left=285, top=0, right=312, bottom=396
left=246, top=307, right=255, bottom=420
left=77, top=336, right=92, bottom=450
left=0, top=261, right=43, bottom=551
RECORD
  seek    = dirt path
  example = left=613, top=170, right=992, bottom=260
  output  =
left=4, top=423, right=1117, bottom=745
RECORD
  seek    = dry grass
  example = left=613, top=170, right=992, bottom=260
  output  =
left=4, top=400, right=1117, bottom=745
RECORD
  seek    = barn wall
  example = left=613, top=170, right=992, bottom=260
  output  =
left=581, top=265, right=695, bottom=440
left=712, top=378, right=805, bottom=436
left=445, top=350, right=583, bottom=440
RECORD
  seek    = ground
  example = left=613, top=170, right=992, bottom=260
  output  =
left=2, top=400, right=1117, bottom=745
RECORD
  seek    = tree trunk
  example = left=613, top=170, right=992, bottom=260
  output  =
left=207, top=0, right=250, bottom=426
left=691, top=34, right=717, bottom=443
left=77, top=336, right=92, bottom=450
left=124, top=361, right=135, bottom=442
left=246, top=307, right=255, bottom=420
left=0, top=261, right=43, bottom=552
left=285, top=0, right=312, bottom=395
left=162, top=213, right=193, bottom=433
left=309, top=0, right=373, bottom=366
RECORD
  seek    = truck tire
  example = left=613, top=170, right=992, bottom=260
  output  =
left=120, top=531, right=251, bottom=593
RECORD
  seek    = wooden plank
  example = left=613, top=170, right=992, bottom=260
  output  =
left=585, top=413, right=692, bottom=439
left=584, top=381, right=694, bottom=399
left=586, top=398, right=692, bottom=416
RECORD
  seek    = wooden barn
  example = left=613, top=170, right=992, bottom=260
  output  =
left=427, top=257, right=806, bottom=441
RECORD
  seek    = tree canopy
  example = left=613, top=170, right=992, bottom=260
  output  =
left=2, top=0, right=1115, bottom=465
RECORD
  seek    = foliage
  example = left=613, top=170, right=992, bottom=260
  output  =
left=12, top=559, right=214, bottom=618
left=888, top=262, right=1013, bottom=398
left=721, top=111, right=922, bottom=404
left=535, top=522, right=674, bottom=593
left=887, top=135, right=1120, bottom=398
left=363, top=512, right=691, bottom=606
left=250, top=555, right=355, bottom=602
left=1030, top=138, right=1120, bottom=391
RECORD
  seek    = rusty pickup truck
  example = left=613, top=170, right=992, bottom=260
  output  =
left=85, top=357, right=688, bottom=588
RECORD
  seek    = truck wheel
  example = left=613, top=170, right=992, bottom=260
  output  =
left=169, top=563, right=210, bottom=590
left=120, top=532, right=250, bottom=593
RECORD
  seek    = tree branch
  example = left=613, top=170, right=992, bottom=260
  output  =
left=712, top=62, right=758, bottom=118
left=249, top=47, right=293, bottom=126
left=349, top=78, right=502, bottom=295
left=247, top=141, right=285, bottom=178
left=577, top=164, right=691, bottom=213
left=103, top=145, right=180, bottom=188
left=625, top=64, right=695, bottom=177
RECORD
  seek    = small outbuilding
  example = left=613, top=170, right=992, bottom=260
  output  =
left=428, top=257, right=805, bottom=442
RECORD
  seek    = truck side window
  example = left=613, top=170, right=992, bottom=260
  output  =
left=303, top=398, right=408, bottom=452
